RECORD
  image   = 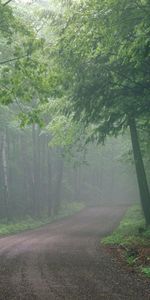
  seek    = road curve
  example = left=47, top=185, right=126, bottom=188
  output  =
left=0, top=207, right=149, bottom=300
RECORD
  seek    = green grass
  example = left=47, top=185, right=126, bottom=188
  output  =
left=102, top=205, right=150, bottom=278
left=126, top=255, right=137, bottom=266
left=0, top=202, right=85, bottom=237
left=102, top=205, right=150, bottom=247
left=141, top=267, right=150, bottom=278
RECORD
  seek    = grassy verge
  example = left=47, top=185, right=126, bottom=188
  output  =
left=102, top=205, right=150, bottom=246
left=102, top=205, right=150, bottom=278
left=0, top=202, right=85, bottom=237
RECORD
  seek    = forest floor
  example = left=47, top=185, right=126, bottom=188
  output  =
left=102, top=205, right=150, bottom=279
left=0, top=206, right=150, bottom=300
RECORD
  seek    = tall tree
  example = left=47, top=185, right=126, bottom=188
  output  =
left=55, top=0, right=150, bottom=224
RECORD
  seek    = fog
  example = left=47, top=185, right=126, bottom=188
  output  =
left=0, top=122, right=139, bottom=222
left=64, top=136, right=139, bottom=206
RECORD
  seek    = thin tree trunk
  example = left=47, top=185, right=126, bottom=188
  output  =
left=37, top=126, right=41, bottom=216
left=73, top=167, right=81, bottom=202
left=32, top=124, right=38, bottom=217
left=54, top=153, right=64, bottom=215
left=0, top=134, right=5, bottom=218
left=129, top=116, right=150, bottom=225
left=47, top=148, right=52, bottom=216
left=21, top=132, right=30, bottom=216
left=110, top=140, right=115, bottom=202
left=2, top=130, right=9, bottom=221
left=32, top=125, right=41, bottom=217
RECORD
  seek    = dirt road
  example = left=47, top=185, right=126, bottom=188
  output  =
left=0, top=207, right=149, bottom=300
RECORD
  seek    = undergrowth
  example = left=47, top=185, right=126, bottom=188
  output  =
left=102, top=205, right=150, bottom=278
left=0, top=202, right=84, bottom=236
left=102, top=205, right=150, bottom=247
left=141, top=267, right=150, bottom=278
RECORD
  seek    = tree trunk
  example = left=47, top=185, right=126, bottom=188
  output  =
left=47, top=148, right=52, bottom=216
left=37, top=126, right=42, bottom=215
left=21, top=132, right=30, bottom=216
left=32, top=124, right=39, bottom=217
left=2, top=130, right=9, bottom=221
left=0, top=134, right=5, bottom=218
left=129, top=117, right=150, bottom=225
left=54, top=154, right=64, bottom=215
left=73, top=167, right=81, bottom=202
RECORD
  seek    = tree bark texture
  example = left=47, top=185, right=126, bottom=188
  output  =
left=129, top=117, right=150, bottom=225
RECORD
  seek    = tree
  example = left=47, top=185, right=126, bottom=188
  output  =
left=55, top=0, right=150, bottom=224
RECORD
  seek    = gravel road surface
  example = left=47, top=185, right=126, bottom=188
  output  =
left=0, top=207, right=149, bottom=300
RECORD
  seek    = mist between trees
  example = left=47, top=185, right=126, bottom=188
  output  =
left=0, top=111, right=141, bottom=222
left=0, top=0, right=150, bottom=225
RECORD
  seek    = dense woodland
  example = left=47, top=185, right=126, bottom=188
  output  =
left=0, top=0, right=150, bottom=224
left=0, top=109, right=139, bottom=221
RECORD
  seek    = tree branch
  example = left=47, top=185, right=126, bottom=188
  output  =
left=3, top=0, right=13, bottom=6
left=0, top=54, right=29, bottom=65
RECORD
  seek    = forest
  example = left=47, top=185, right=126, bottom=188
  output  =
left=0, top=0, right=149, bottom=224
left=0, top=0, right=150, bottom=299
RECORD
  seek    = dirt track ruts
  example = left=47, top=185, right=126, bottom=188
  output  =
left=0, top=207, right=150, bottom=300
